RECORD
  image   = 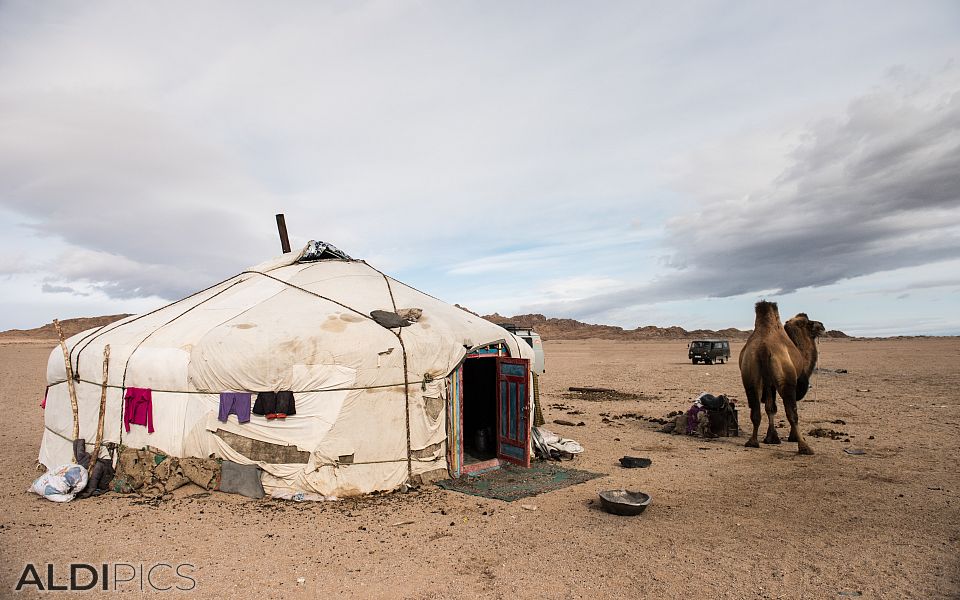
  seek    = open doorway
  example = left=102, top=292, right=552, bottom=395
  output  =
left=461, top=357, right=497, bottom=465
left=451, top=354, right=532, bottom=475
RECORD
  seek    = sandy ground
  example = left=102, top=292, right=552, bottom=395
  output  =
left=2, top=337, right=959, bottom=599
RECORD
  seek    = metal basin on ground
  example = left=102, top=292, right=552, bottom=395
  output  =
left=598, top=489, right=651, bottom=516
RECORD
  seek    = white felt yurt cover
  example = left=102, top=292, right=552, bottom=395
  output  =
left=40, top=249, right=532, bottom=497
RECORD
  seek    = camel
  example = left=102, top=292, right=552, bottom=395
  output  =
left=739, top=301, right=825, bottom=455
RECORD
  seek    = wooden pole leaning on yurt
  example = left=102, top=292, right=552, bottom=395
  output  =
left=89, top=345, right=110, bottom=471
left=53, top=319, right=81, bottom=447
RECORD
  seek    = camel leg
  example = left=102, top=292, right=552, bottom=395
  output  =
left=782, top=390, right=813, bottom=455
left=744, top=386, right=761, bottom=448
left=762, top=387, right=781, bottom=444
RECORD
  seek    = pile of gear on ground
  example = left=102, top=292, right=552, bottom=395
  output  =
left=30, top=438, right=264, bottom=503
left=660, top=392, right=740, bottom=438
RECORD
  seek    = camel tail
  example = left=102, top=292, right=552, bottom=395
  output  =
left=756, top=343, right=779, bottom=412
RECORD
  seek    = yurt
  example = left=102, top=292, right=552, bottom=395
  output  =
left=39, top=242, right=534, bottom=498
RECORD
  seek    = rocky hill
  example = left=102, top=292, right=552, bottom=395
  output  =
left=480, top=312, right=849, bottom=341
left=0, top=314, right=131, bottom=340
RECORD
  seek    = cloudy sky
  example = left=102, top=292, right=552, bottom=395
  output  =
left=1, top=1, right=959, bottom=336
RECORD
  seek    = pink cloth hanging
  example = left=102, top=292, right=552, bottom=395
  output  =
left=124, top=387, right=155, bottom=433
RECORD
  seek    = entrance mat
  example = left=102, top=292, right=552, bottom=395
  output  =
left=436, top=462, right=605, bottom=502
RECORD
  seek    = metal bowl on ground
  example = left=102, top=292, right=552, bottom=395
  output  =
left=619, top=456, right=652, bottom=468
left=598, top=489, right=651, bottom=516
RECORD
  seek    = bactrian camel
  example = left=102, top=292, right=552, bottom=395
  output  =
left=739, top=301, right=825, bottom=455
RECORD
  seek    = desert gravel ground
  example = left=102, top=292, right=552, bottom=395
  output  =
left=2, top=337, right=958, bottom=599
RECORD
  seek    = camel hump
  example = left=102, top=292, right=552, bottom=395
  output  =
left=755, top=300, right=778, bottom=317
left=754, top=300, right=782, bottom=330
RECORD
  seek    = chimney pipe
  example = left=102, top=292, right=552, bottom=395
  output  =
left=275, top=213, right=291, bottom=254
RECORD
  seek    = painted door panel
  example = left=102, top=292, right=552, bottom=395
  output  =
left=496, top=357, right=530, bottom=467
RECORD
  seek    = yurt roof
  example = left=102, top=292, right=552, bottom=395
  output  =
left=52, top=245, right=529, bottom=394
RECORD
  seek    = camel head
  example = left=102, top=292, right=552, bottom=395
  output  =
left=784, top=313, right=825, bottom=341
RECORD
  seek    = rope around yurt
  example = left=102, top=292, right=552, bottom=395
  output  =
left=70, top=271, right=247, bottom=377
left=115, top=278, right=250, bottom=450
left=370, top=265, right=414, bottom=483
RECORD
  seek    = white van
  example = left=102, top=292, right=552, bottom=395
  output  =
left=500, top=324, right=545, bottom=374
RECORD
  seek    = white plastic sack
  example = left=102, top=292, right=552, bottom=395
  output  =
left=30, top=463, right=88, bottom=502
left=533, top=427, right=584, bottom=457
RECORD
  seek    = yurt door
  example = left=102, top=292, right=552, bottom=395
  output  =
left=496, top=357, right=531, bottom=467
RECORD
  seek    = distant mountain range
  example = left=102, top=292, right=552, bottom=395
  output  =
left=476, top=311, right=850, bottom=341
left=0, top=315, right=132, bottom=340
left=1, top=311, right=850, bottom=341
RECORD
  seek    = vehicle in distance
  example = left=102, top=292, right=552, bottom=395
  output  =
left=500, top=324, right=545, bottom=374
left=688, top=339, right=730, bottom=364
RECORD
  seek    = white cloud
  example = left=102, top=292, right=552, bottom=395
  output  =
left=0, top=1, right=958, bottom=335
left=527, top=67, right=960, bottom=322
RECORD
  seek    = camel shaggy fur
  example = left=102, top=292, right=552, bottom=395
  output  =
left=739, top=301, right=825, bottom=455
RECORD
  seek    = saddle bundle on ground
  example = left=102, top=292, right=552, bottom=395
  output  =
left=661, top=393, right=739, bottom=438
